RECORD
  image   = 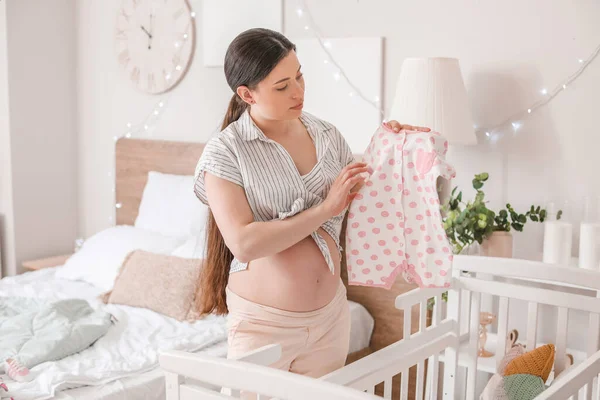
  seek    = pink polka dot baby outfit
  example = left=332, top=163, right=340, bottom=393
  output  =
left=345, top=123, right=456, bottom=289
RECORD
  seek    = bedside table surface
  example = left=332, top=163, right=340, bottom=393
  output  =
left=22, top=254, right=72, bottom=270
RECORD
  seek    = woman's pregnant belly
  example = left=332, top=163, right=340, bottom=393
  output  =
left=227, top=227, right=342, bottom=312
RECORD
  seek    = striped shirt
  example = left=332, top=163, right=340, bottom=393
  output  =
left=194, top=109, right=355, bottom=274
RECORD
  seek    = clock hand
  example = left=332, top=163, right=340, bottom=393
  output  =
left=140, top=25, right=152, bottom=38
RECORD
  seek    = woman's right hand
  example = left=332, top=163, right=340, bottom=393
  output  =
left=321, top=162, right=369, bottom=218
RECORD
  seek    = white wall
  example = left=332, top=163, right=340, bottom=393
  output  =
left=0, top=1, right=15, bottom=277
left=0, top=0, right=78, bottom=275
left=76, top=0, right=600, bottom=264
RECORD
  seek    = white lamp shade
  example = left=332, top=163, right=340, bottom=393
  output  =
left=390, top=57, right=476, bottom=145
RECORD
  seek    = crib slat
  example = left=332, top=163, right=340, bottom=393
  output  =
left=586, top=380, right=594, bottom=400
left=165, top=371, right=182, bottom=400
left=401, top=371, right=409, bottom=399
left=495, top=296, right=510, bottom=370
left=442, top=287, right=461, bottom=400
left=428, top=294, right=442, bottom=399
left=526, top=302, right=539, bottom=350
left=383, top=377, right=392, bottom=399
left=555, top=307, right=569, bottom=377
left=400, top=306, right=412, bottom=399
left=466, top=291, right=481, bottom=400
left=586, top=307, right=600, bottom=400
left=588, top=305, right=600, bottom=356
left=416, top=301, right=427, bottom=400
left=461, top=289, right=472, bottom=336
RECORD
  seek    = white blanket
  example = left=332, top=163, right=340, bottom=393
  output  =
left=0, top=268, right=228, bottom=400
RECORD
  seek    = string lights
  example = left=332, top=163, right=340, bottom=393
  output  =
left=480, top=42, right=600, bottom=143
left=108, top=1, right=599, bottom=223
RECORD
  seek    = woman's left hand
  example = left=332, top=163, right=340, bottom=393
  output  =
left=385, top=120, right=430, bottom=133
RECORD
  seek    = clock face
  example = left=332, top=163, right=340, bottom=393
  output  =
left=116, top=0, right=195, bottom=94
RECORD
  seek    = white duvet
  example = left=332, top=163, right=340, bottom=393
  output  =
left=0, top=268, right=228, bottom=400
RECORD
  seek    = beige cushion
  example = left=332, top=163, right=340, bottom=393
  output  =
left=100, top=250, right=204, bottom=321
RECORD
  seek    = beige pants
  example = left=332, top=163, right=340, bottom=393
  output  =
left=226, top=279, right=351, bottom=379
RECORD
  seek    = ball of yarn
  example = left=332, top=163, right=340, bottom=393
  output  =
left=502, top=374, right=546, bottom=400
left=497, top=344, right=526, bottom=375
left=504, top=344, right=555, bottom=383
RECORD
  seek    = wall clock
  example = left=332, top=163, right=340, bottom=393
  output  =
left=116, top=0, right=195, bottom=94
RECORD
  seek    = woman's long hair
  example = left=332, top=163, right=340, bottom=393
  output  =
left=197, top=28, right=296, bottom=315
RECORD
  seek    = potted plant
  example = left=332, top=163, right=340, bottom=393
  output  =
left=442, top=173, right=561, bottom=257
left=427, top=173, right=561, bottom=311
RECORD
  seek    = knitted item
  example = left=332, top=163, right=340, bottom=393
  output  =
left=492, top=377, right=509, bottom=400
left=497, top=344, right=526, bottom=375
left=502, top=374, right=546, bottom=400
left=504, top=344, right=555, bottom=383
left=481, top=373, right=504, bottom=400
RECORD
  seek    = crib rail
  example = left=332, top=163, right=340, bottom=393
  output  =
left=537, top=349, right=600, bottom=399
left=322, top=286, right=455, bottom=399
left=160, top=346, right=381, bottom=400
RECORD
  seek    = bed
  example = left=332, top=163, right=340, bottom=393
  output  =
left=0, top=137, right=395, bottom=400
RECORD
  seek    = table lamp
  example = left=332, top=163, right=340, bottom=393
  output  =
left=389, top=57, right=477, bottom=202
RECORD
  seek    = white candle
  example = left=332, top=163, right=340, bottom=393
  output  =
left=543, top=221, right=573, bottom=266
left=579, top=222, right=600, bottom=270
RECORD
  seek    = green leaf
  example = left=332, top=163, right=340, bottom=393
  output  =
left=473, top=180, right=483, bottom=190
left=518, top=214, right=527, bottom=223
left=530, top=215, right=539, bottom=222
left=557, top=210, right=563, bottom=220
left=476, top=172, right=489, bottom=181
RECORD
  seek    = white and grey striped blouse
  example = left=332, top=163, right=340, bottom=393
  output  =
left=194, top=109, right=355, bottom=274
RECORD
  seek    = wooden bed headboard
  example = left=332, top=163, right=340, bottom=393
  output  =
left=115, top=138, right=205, bottom=225
left=114, top=138, right=418, bottom=357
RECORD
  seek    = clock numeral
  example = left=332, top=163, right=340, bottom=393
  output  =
left=119, top=9, right=131, bottom=22
left=118, top=50, right=130, bottom=66
left=162, top=69, right=172, bottom=82
left=131, top=67, right=140, bottom=85
left=148, top=73, right=156, bottom=92
left=173, top=8, right=185, bottom=19
left=116, top=29, right=127, bottom=40
left=172, top=55, right=181, bottom=67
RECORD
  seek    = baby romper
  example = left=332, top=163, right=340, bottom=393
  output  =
left=345, top=123, right=456, bottom=289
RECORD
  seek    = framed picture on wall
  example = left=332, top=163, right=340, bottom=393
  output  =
left=202, top=0, right=282, bottom=67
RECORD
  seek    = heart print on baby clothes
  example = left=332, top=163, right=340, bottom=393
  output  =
left=345, top=123, right=456, bottom=289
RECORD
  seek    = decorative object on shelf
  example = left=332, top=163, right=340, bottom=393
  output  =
left=484, top=343, right=556, bottom=399
left=442, top=172, right=559, bottom=256
left=579, top=196, right=600, bottom=270
left=542, top=201, right=573, bottom=266
left=115, top=0, right=195, bottom=94
left=479, top=311, right=497, bottom=358
left=505, top=329, right=519, bottom=353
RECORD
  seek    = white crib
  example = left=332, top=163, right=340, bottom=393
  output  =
left=160, top=255, right=600, bottom=399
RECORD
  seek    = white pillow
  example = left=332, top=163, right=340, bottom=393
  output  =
left=171, top=233, right=207, bottom=259
left=55, top=225, right=185, bottom=290
left=135, top=171, right=210, bottom=238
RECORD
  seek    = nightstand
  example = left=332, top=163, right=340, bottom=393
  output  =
left=22, top=254, right=73, bottom=271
